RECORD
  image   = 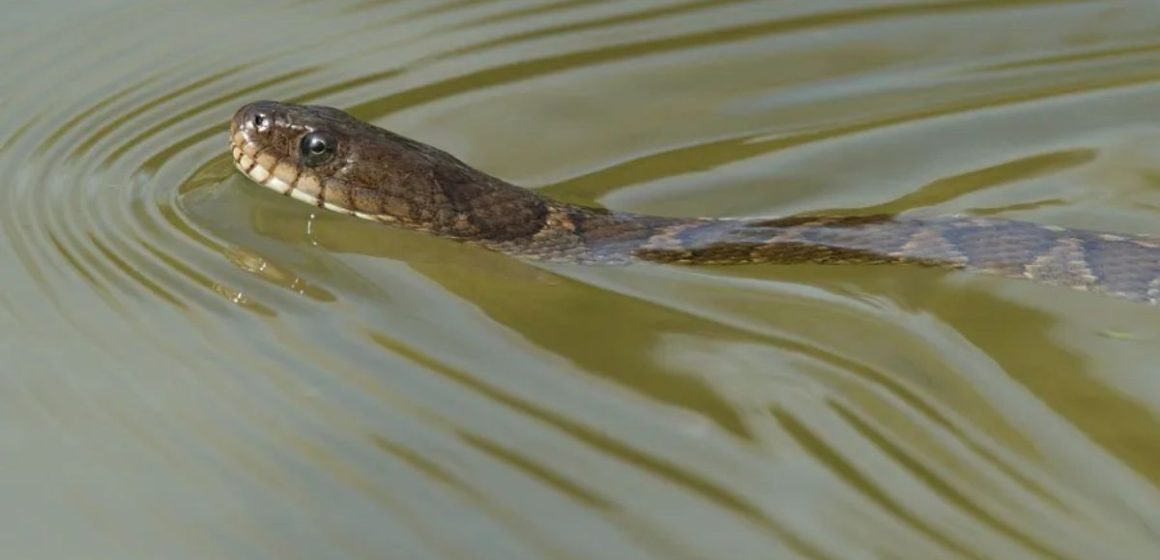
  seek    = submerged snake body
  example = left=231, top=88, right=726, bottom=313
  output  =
left=229, top=101, right=1160, bottom=304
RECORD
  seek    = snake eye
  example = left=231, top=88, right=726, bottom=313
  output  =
left=299, top=132, right=334, bottom=166
left=252, top=113, right=268, bottom=131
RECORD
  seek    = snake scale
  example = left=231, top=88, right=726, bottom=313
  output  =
left=229, top=101, right=1160, bottom=304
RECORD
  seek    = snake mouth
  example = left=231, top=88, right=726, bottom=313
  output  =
left=229, top=129, right=320, bottom=207
left=228, top=123, right=386, bottom=222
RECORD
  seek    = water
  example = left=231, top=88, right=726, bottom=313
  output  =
left=2, top=1, right=1159, bottom=558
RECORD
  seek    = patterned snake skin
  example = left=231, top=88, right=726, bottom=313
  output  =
left=228, top=101, right=1160, bottom=304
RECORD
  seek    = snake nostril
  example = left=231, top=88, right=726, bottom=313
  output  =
left=234, top=104, right=271, bottom=134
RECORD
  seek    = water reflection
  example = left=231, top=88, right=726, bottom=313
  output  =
left=0, top=0, right=1158, bottom=558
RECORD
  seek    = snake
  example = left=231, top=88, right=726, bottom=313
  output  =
left=229, top=100, right=1160, bottom=304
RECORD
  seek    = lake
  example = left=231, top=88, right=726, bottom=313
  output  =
left=2, top=1, right=1159, bottom=558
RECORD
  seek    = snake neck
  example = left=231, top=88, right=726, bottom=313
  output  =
left=466, top=192, right=699, bottom=263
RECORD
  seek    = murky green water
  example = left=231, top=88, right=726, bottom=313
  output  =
left=2, top=1, right=1160, bottom=558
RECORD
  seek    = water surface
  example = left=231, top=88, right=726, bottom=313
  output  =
left=2, top=1, right=1160, bottom=558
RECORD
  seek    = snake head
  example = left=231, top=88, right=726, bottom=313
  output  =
left=230, top=101, right=392, bottom=211
left=228, top=101, right=550, bottom=238
left=229, top=100, right=461, bottom=225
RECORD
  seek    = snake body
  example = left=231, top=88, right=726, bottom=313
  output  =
left=229, top=101, right=1160, bottom=304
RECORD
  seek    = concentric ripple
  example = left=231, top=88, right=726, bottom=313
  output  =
left=2, top=0, right=1160, bottom=558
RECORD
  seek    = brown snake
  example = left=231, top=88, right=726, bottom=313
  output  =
left=229, top=101, right=1160, bottom=304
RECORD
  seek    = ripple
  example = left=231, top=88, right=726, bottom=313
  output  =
left=2, top=0, right=1160, bottom=558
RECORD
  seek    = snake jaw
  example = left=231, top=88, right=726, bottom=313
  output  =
left=230, top=129, right=401, bottom=224
left=232, top=144, right=302, bottom=200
